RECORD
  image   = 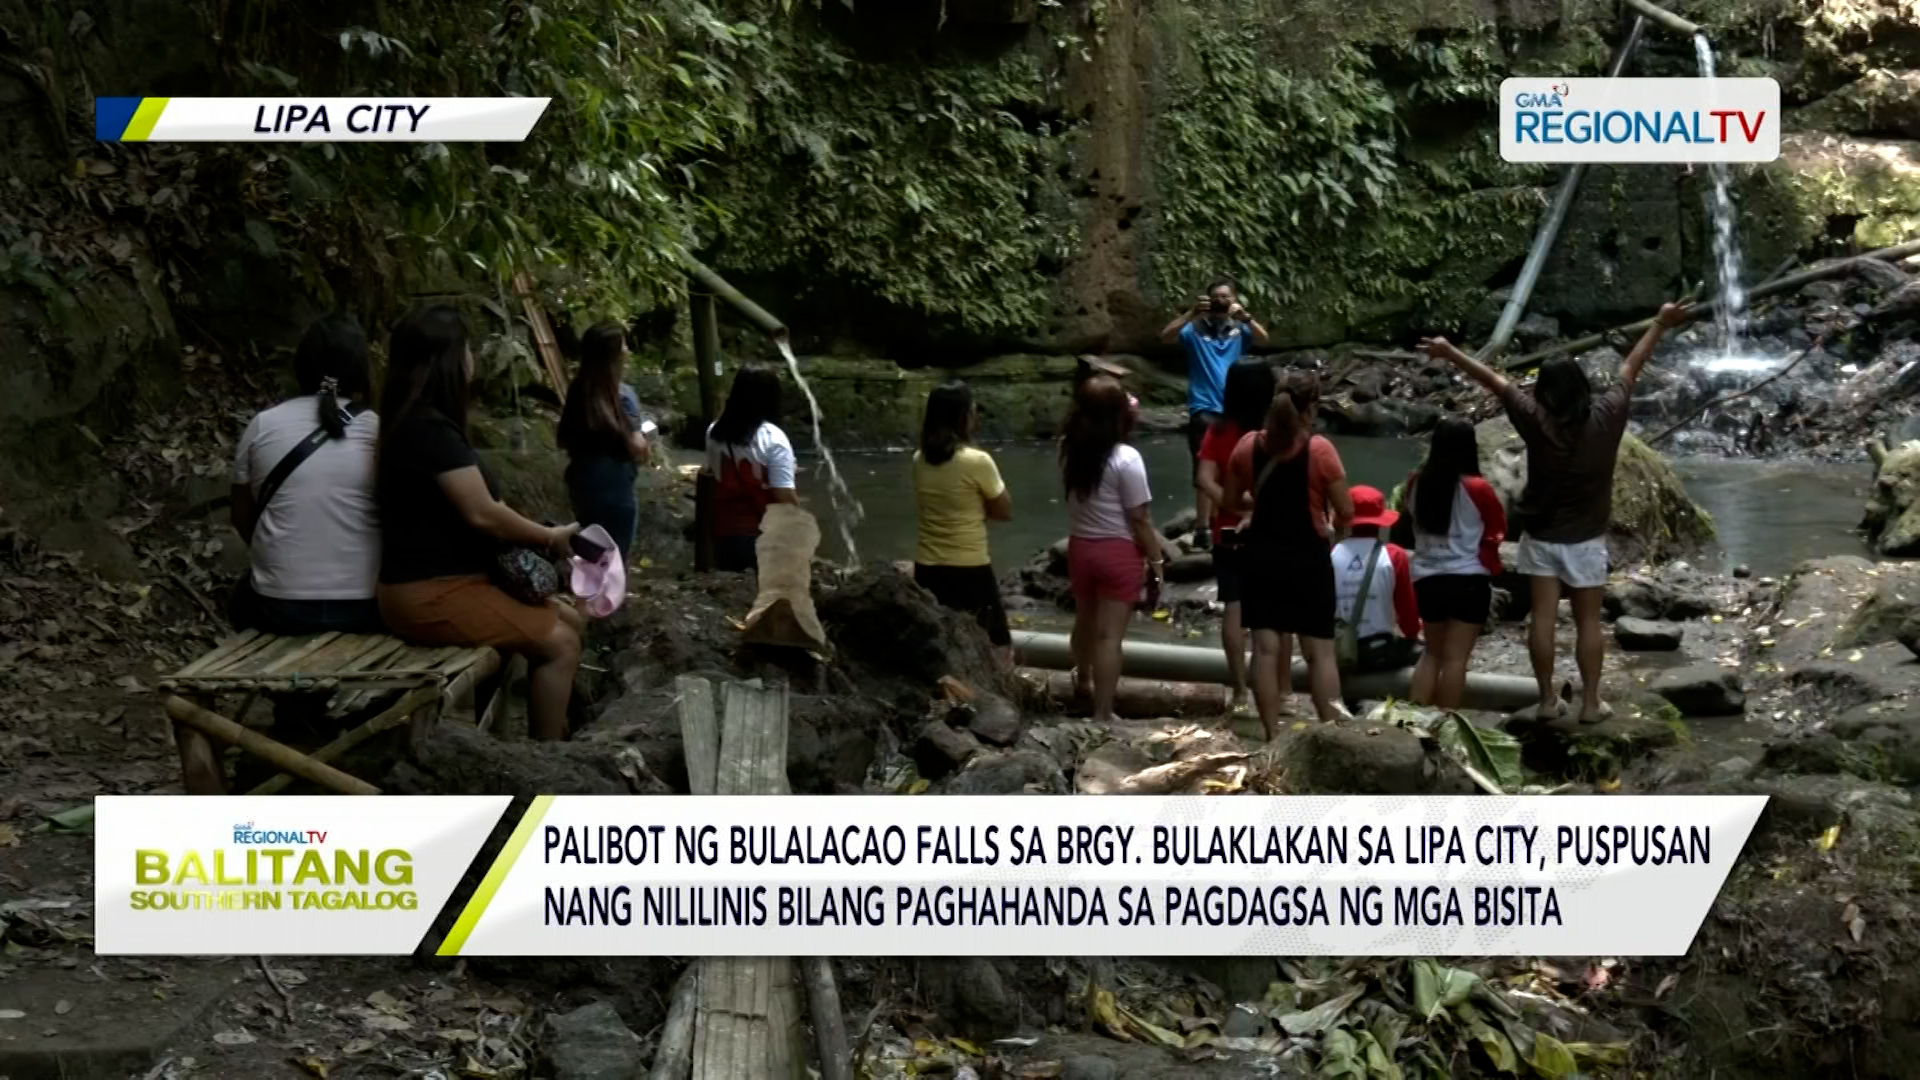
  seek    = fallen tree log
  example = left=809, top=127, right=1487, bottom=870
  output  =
left=1010, top=633, right=1540, bottom=712
left=1019, top=669, right=1230, bottom=718
left=1503, top=238, right=1920, bottom=371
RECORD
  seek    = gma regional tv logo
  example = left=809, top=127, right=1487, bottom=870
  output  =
left=131, top=822, right=419, bottom=912
left=1500, top=77, right=1780, bottom=164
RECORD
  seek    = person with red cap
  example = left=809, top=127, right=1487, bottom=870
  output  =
left=1329, top=485, right=1422, bottom=673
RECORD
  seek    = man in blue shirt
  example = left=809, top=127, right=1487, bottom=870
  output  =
left=1161, top=277, right=1268, bottom=546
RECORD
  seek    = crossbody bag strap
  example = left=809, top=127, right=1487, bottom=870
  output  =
left=252, top=401, right=367, bottom=510
left=1349, top=538, right=1386, bottom=626
left=1247, top=448, right=1283, bottom=529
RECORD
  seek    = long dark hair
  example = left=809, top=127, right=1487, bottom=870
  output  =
left=1219, top=361, right=1276, bottom=435
left=920, top=380, right=974, bottom=467
left=1281, top=369, right=1322, bottom=417
left=558, top=322, right=631, bottom=460
left=1060, top=375, right=1133, bottom=500
left=1413, top=417, right=1481, bottom=536
left=1534, top=356, right=1593, bottom=435
left=712, top=364, right=781, bottom=446
left=377, top=306, right=471, bottom=451
left=1262, top=391, right=1307, bottom=457
left=294, top=314, right=371, bottom=438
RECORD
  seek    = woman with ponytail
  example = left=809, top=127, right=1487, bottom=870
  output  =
left=228, top=313, right=382, bottom=636
left=1222, top=388, right=1353, bottom=735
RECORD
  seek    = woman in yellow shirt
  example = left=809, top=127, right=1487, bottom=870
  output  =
left=913, top=380, right=1014, bottom=664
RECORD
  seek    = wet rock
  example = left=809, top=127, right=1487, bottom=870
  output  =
left=915, top=721, right=984, bottom=778
left=1770, top=556, right=1883, bottom=664
left=1221, top=1004, right=1266, bottom=1038
left=1514, top=312, right=1561, bottom=345
left=1603, top=576, right=1713, bottom=622
left=961, top=693, right=1024, bottom=747
left=1614, top=617, right=1683, bottom=651
left=1513, top=712, right=1680, bottom=778
left=1835, top=566, right=1920, bottom=649
left=1159, top=508, right=1198, bottom=538
left=1283, top=723, right=1427, bottom=794
left=919, top=958, right=1020, bottom=1039
left=1324, top=398, right=1441, bottom=437
left=1651, top=666, right=1746, bottom=717
left=1733, top=564, right=1752, bottom=579
left=1788, top=645, right=1920, bottom=712
left=948, top=749, right=1070, bottom=794
left=1476, top=415, right=1713, bottom=565
left=1062, top=1055, right=1119, bottom=1080
left=546, top=1000, right=644, bottom=1080
left=1865, top=441, right=1920, bottom=556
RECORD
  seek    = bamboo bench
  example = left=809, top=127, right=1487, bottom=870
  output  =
left=160, top=630, right=503, bottom=796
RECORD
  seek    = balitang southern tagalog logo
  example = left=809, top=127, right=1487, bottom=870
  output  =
left=130, top=821, right=418, bottom=912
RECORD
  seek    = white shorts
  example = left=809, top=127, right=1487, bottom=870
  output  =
left=1515, top=535, right=1609, bottom=590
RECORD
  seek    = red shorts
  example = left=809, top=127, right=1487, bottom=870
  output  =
left=1069, top=537, right=1144, bottom=607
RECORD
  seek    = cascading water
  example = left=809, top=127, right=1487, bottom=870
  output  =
left=775, top=339, right=866, bottom=567
left=1694, top=33, right=1750, bottom=358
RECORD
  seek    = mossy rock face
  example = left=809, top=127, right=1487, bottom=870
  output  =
left=1474, top=415, right=1715, bottom=566
left=1789, top=70, right=1920, bottom=140
left=1767, top=131, right=1920, bottom=251
left=1865, top=441, right=1920, bottom=556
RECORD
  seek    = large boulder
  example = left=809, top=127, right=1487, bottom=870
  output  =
left=1475, top=415, right=1715, bottom=565
left=1864, top=440, right=1920, bottom=556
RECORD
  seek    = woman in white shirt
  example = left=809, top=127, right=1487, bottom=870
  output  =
left=1060, top=375, right=1161, bottom=724
left=229, top=314, right=382, bottom=635
left=701, top=364, right=799, bottom=572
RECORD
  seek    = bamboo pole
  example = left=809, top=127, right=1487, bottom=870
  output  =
left=802, top=958, right=855, bottom=1080
left=245, top=683, right=439, bottom=796
left=682, top=255, right=788, bottom=339
left=167, top=695, right=380, bottom=796
left=650, top=966, right=700, bottom=1080
left=1622, top=0, right=1701, bottom=37
left=1502, top=238, right=1920, bottom=370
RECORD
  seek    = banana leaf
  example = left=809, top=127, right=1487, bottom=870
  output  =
left=1436, top=713, right=1523, bottom=792
left=1412, top=959, right=1478, bottom=1020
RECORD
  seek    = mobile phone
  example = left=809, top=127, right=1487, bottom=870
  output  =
left=569, top=532, right=609, bottom=561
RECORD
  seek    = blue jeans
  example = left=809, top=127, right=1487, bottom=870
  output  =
left=566, top=455, right=638, bottom=556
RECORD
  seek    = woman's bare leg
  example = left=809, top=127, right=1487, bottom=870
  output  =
left=1222, top=602, right=1248, bottom=708
left=1251, top=629, right=1285, bottom=740
left=1435, top=621, right=1482, bottom=711
left=1570, top=586, right=1607, bottom=718
left=1089, top=597, right=1133, bottom=724
left=1301, top=636, right=1343, bottom=724
left=1526, top=576, right=1562, bottom=715
left=526, top=620, right=582, bottom=740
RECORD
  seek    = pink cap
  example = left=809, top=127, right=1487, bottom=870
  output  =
left=567, top=524, right=626, bottom=618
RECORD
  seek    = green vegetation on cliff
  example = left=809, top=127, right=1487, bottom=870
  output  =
left=1149, top=3, right=1556, bottom=339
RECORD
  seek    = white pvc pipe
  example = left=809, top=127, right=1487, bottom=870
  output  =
left=1009, top=631, right=1541, bottom=713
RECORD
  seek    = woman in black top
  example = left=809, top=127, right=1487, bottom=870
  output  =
left=374, top=305, right=584, bottom=740
left=559, top=323, right=649, bottom=557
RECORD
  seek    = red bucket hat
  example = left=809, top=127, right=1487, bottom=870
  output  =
left=1349, top=485, right=1398, bottom=530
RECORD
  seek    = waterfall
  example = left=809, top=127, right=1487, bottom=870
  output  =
left=775, top=339, right=865, bottom=567
left=1694, top=33, right=1750, bottom=355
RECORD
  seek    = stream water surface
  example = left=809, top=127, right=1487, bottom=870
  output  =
left=795, top=436, right=1872, bottom=579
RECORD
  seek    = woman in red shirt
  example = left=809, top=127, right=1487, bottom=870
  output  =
left=1194, top=360, right=1276, bottom=716
left=1222, top=390, right=1354, bottom=736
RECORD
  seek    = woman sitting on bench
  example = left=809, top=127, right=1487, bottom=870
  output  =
left=180, top=316, right=388, bottom=794
left=228, top=314, right=383, bottom=636
left=374, top=306, right=585, bottom=740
